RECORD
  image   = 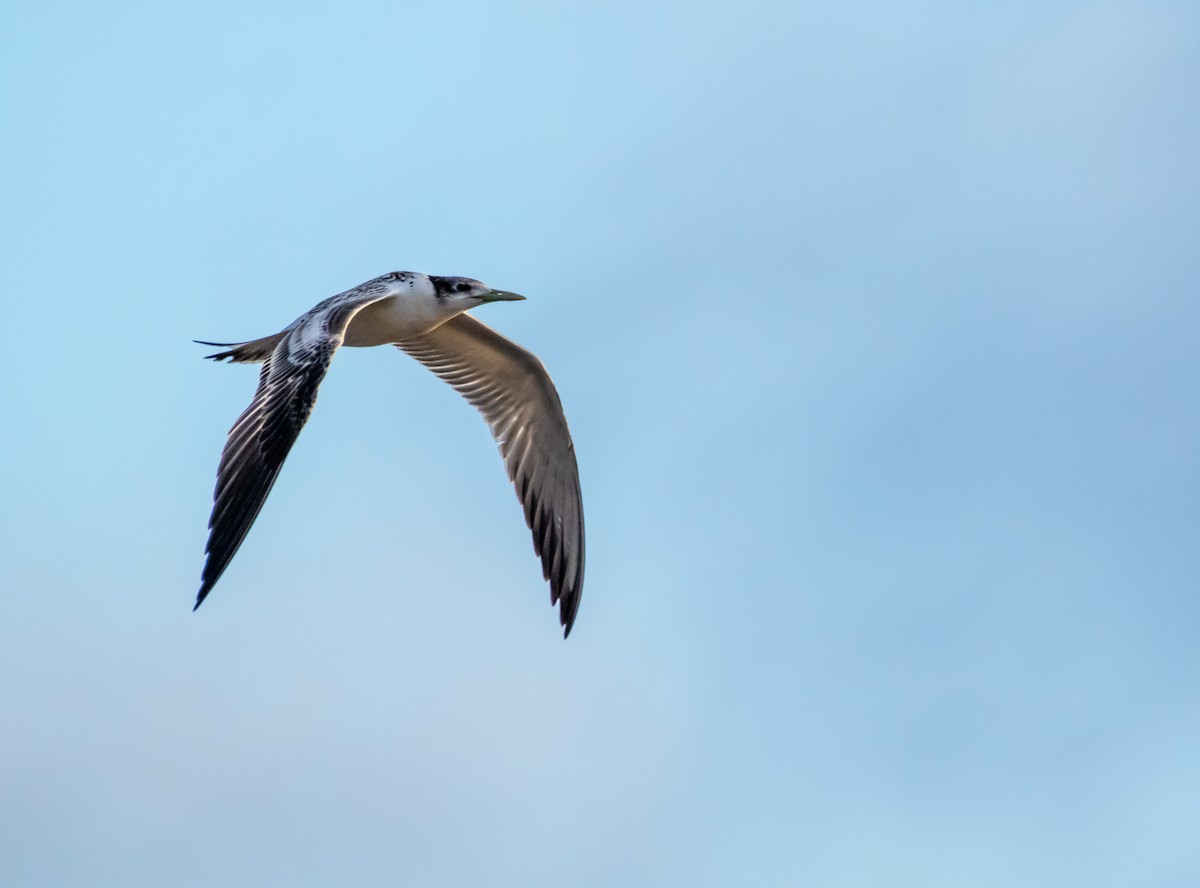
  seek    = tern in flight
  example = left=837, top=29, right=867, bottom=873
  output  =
left=194, top=271, right=585, bottom=636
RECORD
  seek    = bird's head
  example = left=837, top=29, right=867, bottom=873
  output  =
left=429, top=275, right=526, bottom=308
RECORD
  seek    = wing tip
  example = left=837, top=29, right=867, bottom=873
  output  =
left=557, top=585, right=582, bottom=639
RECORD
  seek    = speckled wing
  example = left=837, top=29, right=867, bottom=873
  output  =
left=397, top=314, right=585, bottom=636
left=195, top=290, right=392, bottom=608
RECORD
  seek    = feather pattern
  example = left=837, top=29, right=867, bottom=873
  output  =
left=196, top=288, right=393, bottom=607
left=397, top=314, right=585, bottom=636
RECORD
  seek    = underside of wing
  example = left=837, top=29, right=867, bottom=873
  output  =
left=397, top=313, right=585, bottom=636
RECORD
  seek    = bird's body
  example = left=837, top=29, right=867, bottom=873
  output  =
left=195, top=271, right=585, bottom=636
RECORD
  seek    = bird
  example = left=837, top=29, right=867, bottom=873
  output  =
left=193, top=270, right=585, bottom=636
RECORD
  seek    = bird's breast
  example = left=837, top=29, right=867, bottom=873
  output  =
left=342, top=296, right=452, bottom=348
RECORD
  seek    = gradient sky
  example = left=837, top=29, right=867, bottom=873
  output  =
left=2, top=2, right=1199, bottom=886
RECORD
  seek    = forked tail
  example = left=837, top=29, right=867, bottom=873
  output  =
left=195, top=331, right=286, bottom=363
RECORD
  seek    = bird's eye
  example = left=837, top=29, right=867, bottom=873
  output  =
left=455, top=282, right=473, bottom=293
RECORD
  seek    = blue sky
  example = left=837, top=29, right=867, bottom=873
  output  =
left=2, top=1, right=1198, bottom=885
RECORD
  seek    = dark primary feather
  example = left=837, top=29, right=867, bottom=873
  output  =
left=195, top=292, right=389, bottom=608
left=397, top=314, right=585, bottom=636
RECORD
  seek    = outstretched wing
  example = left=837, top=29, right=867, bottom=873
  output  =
left=397, top=313, right=585, bottom=636
left=195, top=291, right=392, bottom=608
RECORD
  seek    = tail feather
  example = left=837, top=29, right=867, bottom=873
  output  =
left=195, top=332, right=286, bottom=363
